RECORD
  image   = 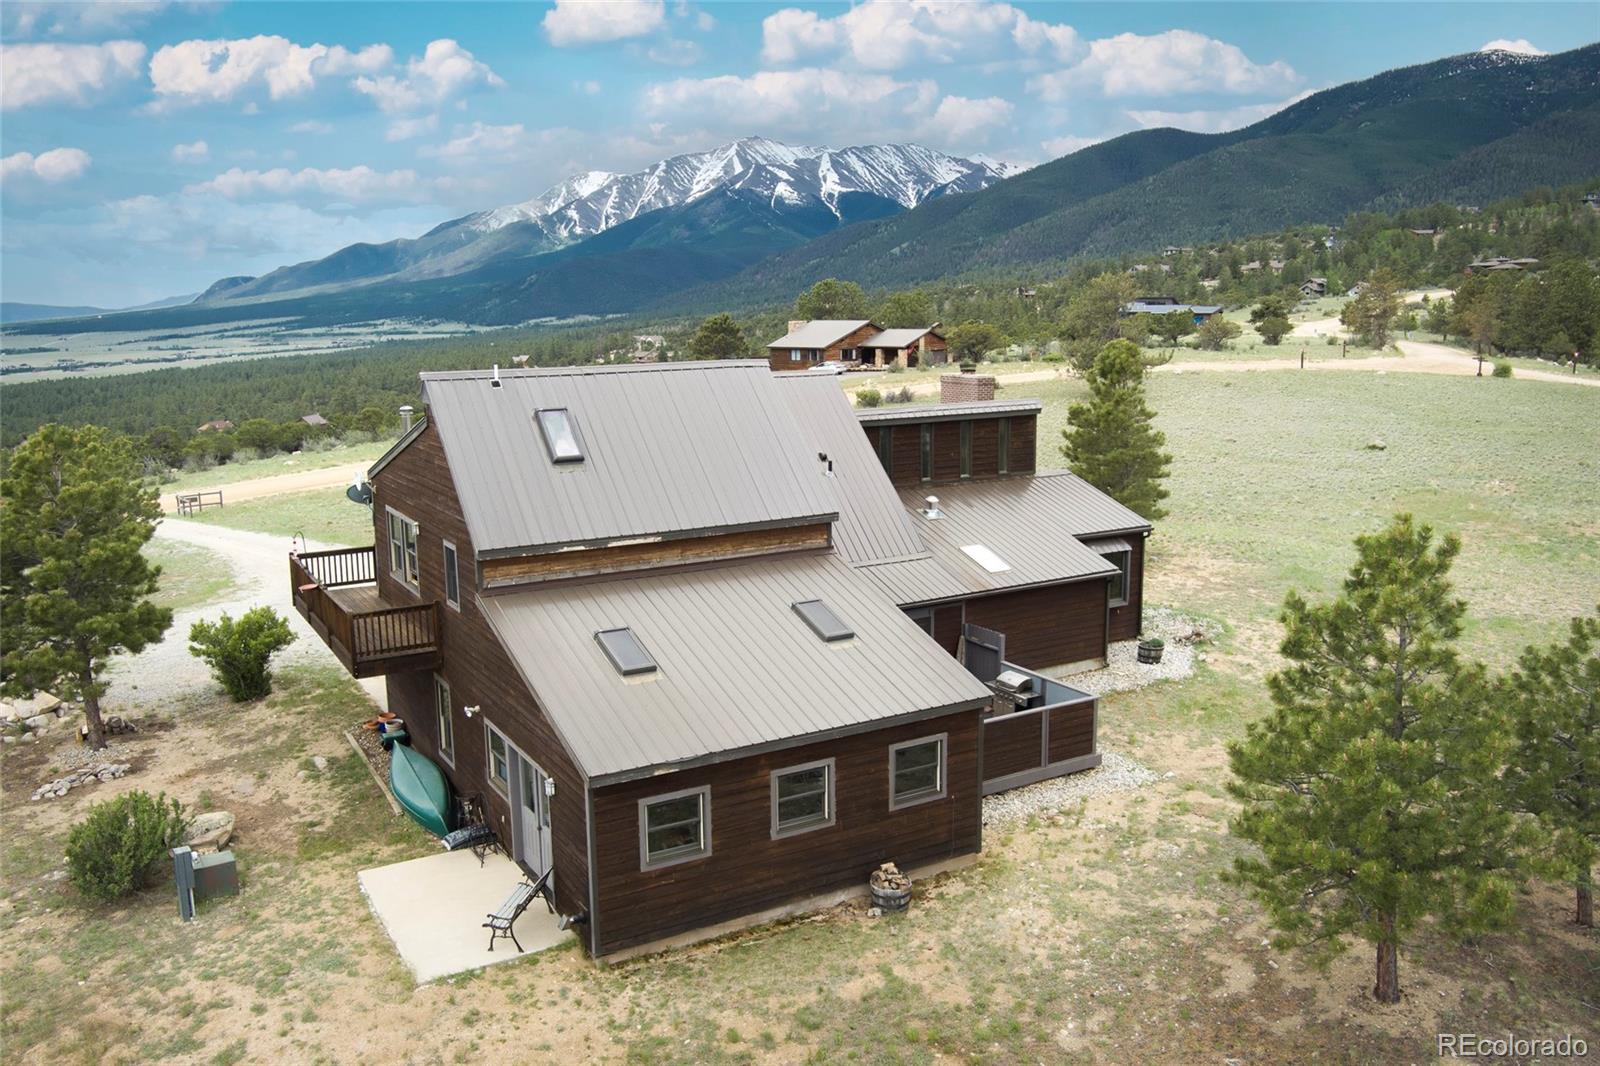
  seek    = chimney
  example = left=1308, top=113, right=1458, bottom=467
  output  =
left=941, top=373, right=996, bottom=403
left=788, top=320, right=806, bottom=333
left=921, top=495, right=942, bottom=519
left=399, top=404, right=415, bottom=432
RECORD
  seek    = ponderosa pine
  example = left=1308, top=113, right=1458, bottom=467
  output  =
left=1061, top=339, right=1171, bottom=519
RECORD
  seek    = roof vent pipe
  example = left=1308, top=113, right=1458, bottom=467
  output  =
left=491, top=364, right=502, bottom=389
left=922, top=495, right=942, bottom=519
left=818, top=451, right=834, bottom=477
left=399, top=405, right=414, bottom=432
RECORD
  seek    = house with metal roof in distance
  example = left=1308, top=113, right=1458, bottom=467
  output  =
left=767, top=320, right=948, bottom=371
left=288, top=360, right=1153, bottom=960
left=1119, top=296, right=1223, bottom=325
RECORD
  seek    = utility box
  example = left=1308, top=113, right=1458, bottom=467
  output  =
left=192, top=850, right=239, bottom=900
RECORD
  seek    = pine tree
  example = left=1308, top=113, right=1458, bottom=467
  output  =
left=1, top=425, right=173, bottom=749
left=688, top=313, right=749, bottom=360
left=1228, top=515, right=1520, bottom=1003
left=1060, top=339, right=1171, bottom=519
left=1503, top=609, right=1600, bottom=927
left=796, top=278, right=869, bottom=320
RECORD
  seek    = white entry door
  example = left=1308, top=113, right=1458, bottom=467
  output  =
left=508, top=748, right=554, bottom=884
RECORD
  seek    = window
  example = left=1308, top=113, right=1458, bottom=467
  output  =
left=442, top=541, right=460, bottom=611
left=906, top=607, right=934, bottom=635
left=792, top=599, right=854, bottom=642
left=535, top=408, right=584, bottom=463
left=875, top=428, right=894, bottom=473
left=386, top=509, right=419, bottom=591
left=961, top=544, right=1012, bottom=573
left=596, top=627, right=658, bottom=676
left=771, top=759, right=835, bottom=837
left=1105, top=550, right=1131, bottom=607
left=434, top=674, right=455, bottom=767
left=960, top=421, right=972, bottom=479
left=890, top=734, right=947, bottom=809
left=486, top=723, right=509, bottom=796
left=919, top=423, right=933, bottom=481
left=639, top=786, right=711, bottom=869
left=998, top=418, right=1010, bottom=475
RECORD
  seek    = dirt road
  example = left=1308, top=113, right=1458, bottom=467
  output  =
left=1154, top=339, right=1599, bottom=387
left=161, top=462, right=367, bottom=514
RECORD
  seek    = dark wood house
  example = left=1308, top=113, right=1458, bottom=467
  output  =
left=290, top=361, right=1153, bottom=959
left=766, top=320, right=949, bottom=371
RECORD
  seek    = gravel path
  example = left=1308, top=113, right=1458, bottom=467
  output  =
left=1062, top=607, right=1213, bottom=697
left=105, top=519, right=386, bottom=712
left=983, top=751, right=1163, bottom=827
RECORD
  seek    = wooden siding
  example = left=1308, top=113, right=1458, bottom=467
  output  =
left=1047, top=703, right=1095, bottom=763
left=481, top=523, right=831, bottom=586
left=963, top=579, right=1108, bottom=669
left=1009, top=415, right=1036, bottom=475
left=768, top=323, right=882, bottom=372
left=983, top=712, right=1043, bottom=780
left=371, top=418, right=594, bottom=935
left=873, top=414, right=1039, bottom=487
left=1107, top=537, right=1145, bottom=641
left=587, top=708, right=982, bottom=955
left=931, top=603, right=964, bottom=657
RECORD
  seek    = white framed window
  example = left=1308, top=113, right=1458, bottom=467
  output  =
left=441, top=540, right=460, bottom=611
left=889, top=734, right=947, bottom=810
left=1105, top=550, right=1131, bottom=607
left=434, top=674, right=455, bottom=767
left=385, top=508, right=420, bottom=593
left=485, top=721, right=510, bottom=797
left=639, top=786, right=711, bottom=870
left=791, top=349, right=803, bottom=362
left=771, top=758, right=835, bottom=838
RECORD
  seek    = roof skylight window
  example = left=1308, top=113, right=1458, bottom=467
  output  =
left=960, top=544, right=1012, bottom=574
left=595, top=627, right=657, bottom=676
left=536, top=408, right=584, bottom=464
left=792, top=599, right=855, bottom=642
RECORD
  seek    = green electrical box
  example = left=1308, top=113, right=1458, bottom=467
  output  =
left=192, top=850, right=238, bottom=900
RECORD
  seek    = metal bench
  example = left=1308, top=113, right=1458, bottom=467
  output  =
left=482, top=867, right=554, bottom=953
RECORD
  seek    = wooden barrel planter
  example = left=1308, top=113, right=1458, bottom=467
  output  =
left=1137, top=639, right=1165, bottom=665
left=869, top=862, right=912, bottom=912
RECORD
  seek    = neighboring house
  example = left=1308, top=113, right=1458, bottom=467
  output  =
left=289, top=360, right=1153, bottom=961
left=857, top=326, right=948, bottom=368
left=766, top=320, right=881, bottom=371
left=1466, top=256, right=1541, bottom=274
left=1120, top=297, right=1222, bottom=324
left=301, top=413, right=330, bottom=428
left=196, top=419, right=234, bottom=433
left=1300, top=277, right=1328, bottom=297
left=1584, top=192, right=1600, bottom=211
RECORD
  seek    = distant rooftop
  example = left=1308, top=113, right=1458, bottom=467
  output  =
left=767, top=320, right=874, bottom=349
left=855, top=398, right=1042, bottom=425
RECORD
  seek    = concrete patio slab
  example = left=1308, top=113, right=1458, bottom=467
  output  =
left=358, top=850, right=571, bottom=982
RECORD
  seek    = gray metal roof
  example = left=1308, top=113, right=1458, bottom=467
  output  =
left=419, top=361, right=839, bottom=556
left=1125, top=301, right=1223, bottom=315
left=855, top=398, right=1043, bottom=426
left=861, top=327, right=939, bottom=349
left=766, top=320, right=873, bottom=349
left=479, top=552, right=992, bottom=783
left=772, top=373, right=927, bottom=565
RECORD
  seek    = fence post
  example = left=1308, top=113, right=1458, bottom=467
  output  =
left=172, top=846, right=196, bottom=921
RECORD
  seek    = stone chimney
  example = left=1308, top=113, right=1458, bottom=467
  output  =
left=940, top=374, right=996, bottom=404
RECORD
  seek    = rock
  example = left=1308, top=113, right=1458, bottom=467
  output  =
left=1365, top=439, right=1387, bottom=451
left=4, top=692, right=63, bottom=721
left=867, top=907, right=883, bottom=919
left=23, top=715, right=54, bottom=731
left=19, top=732, right=37, bottom=744
left=184, top=811, right=236, bottom=852
left=312, top=755, right=329, bottom=772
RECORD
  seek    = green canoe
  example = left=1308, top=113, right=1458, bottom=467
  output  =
left=389, top=740, right=454, bottom=838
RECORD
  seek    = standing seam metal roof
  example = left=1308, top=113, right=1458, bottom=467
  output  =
left=479, top=552, right=992, bottom=782
left=861, top=327, right=940, bottom=349
left=419, top=361, right=839, bottom=555
left=855, top=399, right=1043, bottom=425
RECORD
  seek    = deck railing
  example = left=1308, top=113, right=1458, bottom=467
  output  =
left=981, top=662, right=1100, bottom=795
left=290, top=547, right=440, bottom=676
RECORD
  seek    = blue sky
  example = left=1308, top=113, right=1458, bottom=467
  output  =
left=1, top=1, right=1593, bottom=307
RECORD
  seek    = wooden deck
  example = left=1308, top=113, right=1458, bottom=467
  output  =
left=290, top=547, right=442, bottom=678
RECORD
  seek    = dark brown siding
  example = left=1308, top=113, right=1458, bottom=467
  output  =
left=931, top=422, right=961, bottom=481
left=1047, top=703, right=1095, bottom=763
left=963, top=579, right=1108, bottom=669
left=983, top=713, right=1043, bottom=780
left=1010, top=415, right=1037, bottom=475
left=481, top=523, right=830, bottom=586
left=932, top=603, right=964, bottom=657
left=875, top=414, right=1039, bottom=487
left=372, top=419, right=592, bottom=932
left=768, top=323, right=882, bottom=371
left=1107, top=537, right=1145, bottom=641
left=970, top=419, right=999, bottom=478
left=588, top=708, right=982, bottom=955
left=890, top=424, right=922, bottom=485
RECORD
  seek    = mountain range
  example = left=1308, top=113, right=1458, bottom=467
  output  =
left=14, top=43, right=1599, bottom=335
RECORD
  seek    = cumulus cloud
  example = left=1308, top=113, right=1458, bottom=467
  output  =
left=352, top=39, right=503, bottom=113
left=1125, top=90, right=1315, bottom=134
left=920, top=95, right=1014, bottom=144
left=1030, top=29, right=1298, bottom=100
left=171, top=140, right=209, bottom=162
left=1041, top=133, right=1106, bottom=158
left=148, top=36, right=392, bottom=107
left=644, top=68, right=939, bottom=144
left=184, top=165, right=432, bottom=206
left=386, top=115, right=439, bottom=141
left=544, top=0, right=666, bottom=46
left=1, top=40, right=147, bottom=110
left=289, top=119, right=334, bottom=134
left=1480, top=38, right=1547, bottom=56
left=761, top=0, right=1080, bottom=70
left=422, top=122, right=529, bottom=161
left=1, top=147, right=93, bottom=183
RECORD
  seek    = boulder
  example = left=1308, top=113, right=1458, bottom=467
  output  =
left=184, top=811, right=236, bottom=852
left=312, top=755, right=329, bottom=772
left=4, top=693, right=63, bottom=721
left=23, top=715, right=55, bottom=732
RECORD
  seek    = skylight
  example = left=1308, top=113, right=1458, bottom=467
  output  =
left=792, top=599, right=855, bottom=642
left=595, top=627, right=657, bottom=676
left=961, top=544, right=1012, bottom=574
left=536, top=408, right=584, bottom=464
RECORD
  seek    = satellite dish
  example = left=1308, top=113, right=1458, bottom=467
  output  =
left=346, top=478, right=374, bottom=507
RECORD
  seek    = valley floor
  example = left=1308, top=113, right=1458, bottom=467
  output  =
left=3, top=363, right=1596, bottom=1065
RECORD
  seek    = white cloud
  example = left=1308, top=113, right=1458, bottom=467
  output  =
left=172, top=140, right=210, bottom=162
left=920, top=95, right=1014, bottom=145
left=1, top=147, right=92, bottom=183
left=386, top=115, right=439, bottom=142
left=1480, top=38, right=1547, bottom=56
left=644, top=68, right=940, bottom=144
left=761, top=1, right=1080, bottom=70
left=544, top=0, right=666, bottom=46
left=1125, top=90, right=1315, bottom=134
left=289, top=119, right=334, bottom=134
left=148, top=36, right=392, bottom=107
left=1030, top=29, right=1298, bottom=100
left=574, top=79, right=602, bottom=95
left=644, top=38, right=703, bottom=66
left=3, top=1, right=167, bottom=39
left=1041, top=133, right=1105, bottom=158
left=0, top=40, right=146, bottom=110
left=185, top=165, right=431, bottom=206
left=422, top=122, right=529, bottom=161
left=351, top=39, right=502, bottom=113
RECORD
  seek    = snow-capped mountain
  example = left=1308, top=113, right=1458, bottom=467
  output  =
left=452, top=137, right=1020, bottom=242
